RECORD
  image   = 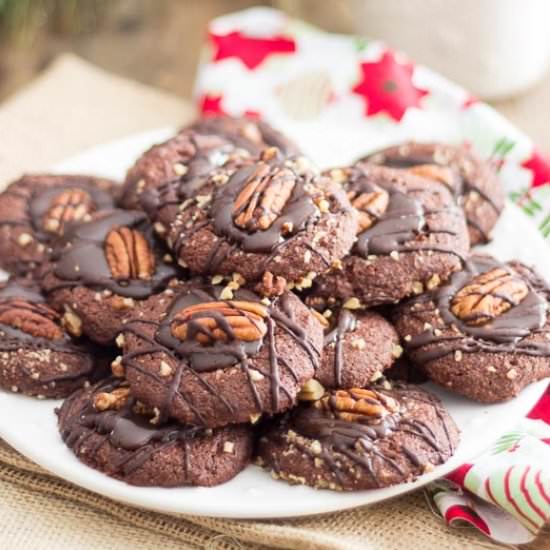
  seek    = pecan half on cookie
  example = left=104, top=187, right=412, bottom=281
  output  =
left=0, top=277, right=100, bottom=398
left=314, top=163, right=470, bottom=307
left=362, top=142, right=504, bottom=245
left=144, top=147, right=357, bottom=289
left=395, top=254, right=550, bottom=402
left=258, top=383, right=459, bottom=491
left=118, top=282, right=324, bottom=428
left=0, top=174, right=117, bottom=275
left=39, top=209, right=179, bottom=345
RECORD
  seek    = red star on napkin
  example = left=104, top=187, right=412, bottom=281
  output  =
left=522, top=150, right=550, bottom=188
left=198, top=93, right=227, bottom=116
left=209, top=31, right=296, bottom=70
left=352, top=51, right=428, bottom=122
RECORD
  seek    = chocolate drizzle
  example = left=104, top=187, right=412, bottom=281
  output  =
left=0, top=178, right=114, bottom=241
left=139, top=132, right=246, bottom=215
left=403, top=256, right=550, bottom=363
left=324, top=310, right=357, bottom=386
left=156, top=289, right=265, bottom=371
left=59, top=378, right=205, bottom=478
left=282, top=386, right=456, bottom=488
left=121, top=286, right=321, bottom=424
left=343, top=166, right=466, bottom=262
left=29, top=183, right=114, bottom=240
left=45, top=209, right=177, bottom=299
left=142, top=147, right=340, bottom=280
left=362, top=143, right=503, bottom=243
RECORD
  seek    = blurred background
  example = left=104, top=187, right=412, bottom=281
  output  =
left=1, top=0, right=549, bottom=147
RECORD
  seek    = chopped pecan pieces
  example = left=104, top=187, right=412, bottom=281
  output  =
left=255, top=271, right=287, bottom=298
left=93, top=387, right=130, bottom=411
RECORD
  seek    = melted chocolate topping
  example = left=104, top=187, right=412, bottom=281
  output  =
left=324, top=309, right=357, bottom=386
left=46, top=209, right=177, bottom=299
left=345, top=166, right=466, bottom=262
left=403, top=256, right=550, bottom=363
left=0, top=277, right=44, bottom=303
left=60, top=378, right=205, bottom=477
left=121, top=286, right=321, bottom=424
left=284, top=387, right=455, bottom=487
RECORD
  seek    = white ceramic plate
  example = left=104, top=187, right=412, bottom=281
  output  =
left=0, top=127, right=548, bottom=519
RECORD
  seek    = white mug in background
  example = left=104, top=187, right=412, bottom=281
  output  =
left=276, top=0, right=550, bottom=100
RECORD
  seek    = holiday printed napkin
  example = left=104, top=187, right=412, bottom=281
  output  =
left=194, top=7, right=550, bottom=544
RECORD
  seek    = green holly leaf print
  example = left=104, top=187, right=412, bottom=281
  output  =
left=491, top=431, right=524, bottom=455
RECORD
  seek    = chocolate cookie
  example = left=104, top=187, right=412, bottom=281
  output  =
left=188, top=115, right=301, bottom=156
left=314, top=163, right=470, bottom=307
left=0, top=174, right=117, bottom=275
left=118, top=282, right=323, bottom=428
left=40, top=209, right=179, bottom=345
left=121, top=129, right=251, bottom=210
left=257, top=384, right=459, bottom=491
left=363, top=142, right=504, bottom=245
left=310, top=304, right=401, bottom=389
left=394, top=255, right=550, bottom=402
left=143, top=147, right=357, bottom=288
left=0, top=277, right=101, bottom=398
left=58, top=378, right=253, bottom=487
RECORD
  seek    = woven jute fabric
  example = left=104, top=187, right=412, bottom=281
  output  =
left=0, top=54, right=548, bottom=550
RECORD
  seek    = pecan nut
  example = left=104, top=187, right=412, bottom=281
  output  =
left=347, top=187, right=389, bottom=232
left=315, top=388, right=400, bottom=422
left=43, top=188, right=95, bottom=235
left=408, top=164, right=457, bottom=190
left=93, top=386, right=130, bottom=411
left=255, top=271, right=287, bottom=298
left=171, top=300, right=268, bottom=344
left=104, top=227, right=155, bottom=280
left=0, top=299, right=63, bottom=340
left=233, top=162, right=296, bottom=231
left=451, top=267, right=528, bottom=326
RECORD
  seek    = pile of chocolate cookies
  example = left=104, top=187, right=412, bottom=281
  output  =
left=0, top=116, right=548, bottom=491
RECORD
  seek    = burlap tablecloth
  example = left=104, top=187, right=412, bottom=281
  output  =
left=0, top=54, right=548, bottom=550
